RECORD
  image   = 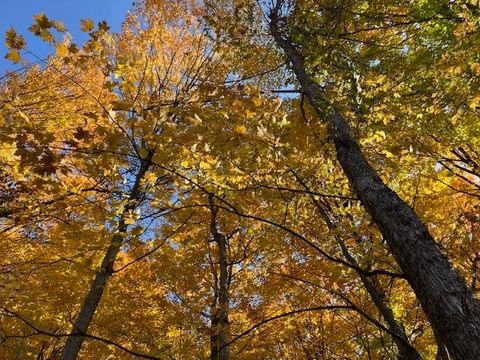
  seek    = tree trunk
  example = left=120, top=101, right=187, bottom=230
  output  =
left=209, top=198, right=230, bottom=360
left=60, top=152, right=153, bottom=360
left=435, top=338, right=451, bottom=360
left=269, top=10, right=480, bottom=360
left=210, top=304, right=220, bottom=360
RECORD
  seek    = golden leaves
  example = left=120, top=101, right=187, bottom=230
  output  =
left=29, top=13, right=65, bottom=42
left=199, top=155, right=217, bottom=170
left=471, top=63, right=480, bottom=76
left=111, top=100, right=133, bottom=111
left=187, top=114, right=203, bottom=125
left=5, top=27, right=25, bottom=50
left=55, top=42, right=69, bottom=57
left=4, top=27, right=26, bottom=63
left=143, top=171, right=158, bottom=185
left=80, top=18, right=94, bottom=32
left=5, top=50, right=21, bottom=64
left=234, top=124, right=247, bottom=135
left=124, top=217, right=136, bottom=225
left=4, top=1, right=480, bottom=359
left=33, top=13, right=52, bottom=29
left=469, top=95, right=480, bottom=110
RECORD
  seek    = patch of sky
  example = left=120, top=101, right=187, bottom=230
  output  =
left=0, top=0, right=133, bottom=74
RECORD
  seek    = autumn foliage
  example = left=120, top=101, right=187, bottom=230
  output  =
left=1, top=1, right=480, bottom=359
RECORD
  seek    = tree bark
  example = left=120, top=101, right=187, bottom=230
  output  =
left=60, top=152, right=154, bottom=360
left=435, top=337, right=451, bottom=360
left=269, top=9, right=480, bottom=360
left=209, top=197, right=230, bottom=360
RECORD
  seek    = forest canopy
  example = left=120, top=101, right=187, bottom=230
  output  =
left=1, top=1, right=480, bottom=359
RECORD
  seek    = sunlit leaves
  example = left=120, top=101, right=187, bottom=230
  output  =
left=5, top=49, right=21, bottom=63
left=0, top=0, right=479, bottom=359
left=55, top=42, right=69, bottom=57
left=5, top=27, right=25, bottom=50
left=29, top=13, right=65, bottom=42
left=80, top=18, right=95, bottom=32
left=4, top=27, right=26, bottom=63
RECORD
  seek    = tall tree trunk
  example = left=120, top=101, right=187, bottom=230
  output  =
left=435, top=336, right=451, bottom=360
left=210, top=303, right=220, bottom=360
left=60, top=152, right=154, bottom=360
left=209, top=197, right=230, bottom=360
left=269, top=8, right=480, bottom=360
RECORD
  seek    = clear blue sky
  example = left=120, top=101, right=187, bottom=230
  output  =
left=1, top=0, right=133, bottom=73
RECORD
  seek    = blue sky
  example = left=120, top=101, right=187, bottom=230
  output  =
left=1, top=0, right=133, bottom=73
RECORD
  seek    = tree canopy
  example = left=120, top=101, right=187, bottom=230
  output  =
left=1, top=1, right=480, bottom=359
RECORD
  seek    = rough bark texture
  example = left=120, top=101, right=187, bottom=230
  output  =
left=269, top=10, right=480, bottom=360
left=435, top=338, right=451, bottom=360
left=60, top=153, right=153, bottom=360
left=209, top=198, right=230, bottom=360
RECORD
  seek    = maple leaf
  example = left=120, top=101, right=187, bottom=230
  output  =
left=1, top=1, right=480, bottom=359
left=80, top=19, right=94, bottom=32
left=5, top=50, right=21, bottom=64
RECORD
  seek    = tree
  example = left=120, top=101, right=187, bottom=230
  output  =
left=265, top=1, right=480, bottom=358
left=1, top=0, right=480, bottom=359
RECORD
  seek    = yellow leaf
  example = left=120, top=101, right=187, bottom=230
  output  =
left=33, top=13, right=51, bottom=29
left=452, top=113, right=461, bottom=124
left=56, top=43, right=69, bottom=57
left=40, top=28, right=54, bottom=42
left=5, top=49, right=21, bottom=63
left=200, top=161, right=211, bottom=170
left=124, top=217, right=135, bottom=225
left=471, top=63, right=480, bottom=75
left=252, top=96, right=263, bottom=107
left=187, top=114, right=202, bottom=125
left=5, top=27, right=25, bottom=50
left=382, top=150, right=396, bottom=159
left=469, top=95, right=480, bottom=110
left=17, top=110, right=30, bottom=122
left=144, top=171, right=157, bottom=185
left=51, top=20, right=66, bottom=32
left=81, top=19, right=94, bottom=32
left=235, top=125, right=247, bottom=135
left=273, top=98, right=282, bottom=112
